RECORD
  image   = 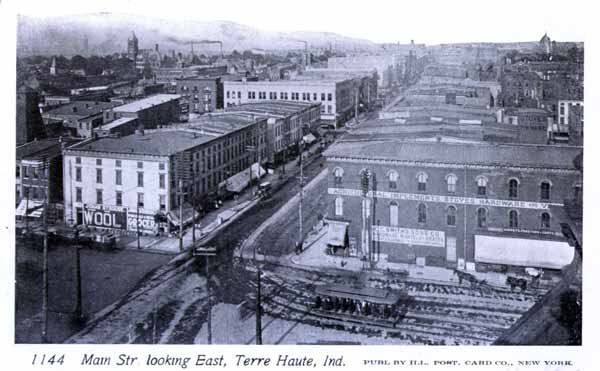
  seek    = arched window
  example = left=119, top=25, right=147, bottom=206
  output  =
left=509, top=210, right=519, bottom=228
left=389, top=201, right=399, bottom=226
left=335, top=197, right=344, bottom=216
left=447, top=205, right=457, bottom=226
left=333, top=167, right=344, bottom=185
left=417, top=172, right=428, bottom=191
left=476, top=176, right=488, bottom=196
left=540, top=181, right=551, bottom=200
left=541, top=212, right=551, bottom=229
left=388, top=170, right=399, bottom=189
left=417, top=203, right=427, bottom=223
left=477, top=208, right=487, bottom=228
left=446, top=174, right=458, bottom=193
left=508, top=178, right=519, bottom=198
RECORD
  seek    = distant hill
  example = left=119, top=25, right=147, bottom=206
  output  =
left=17, top=13, right=378, bottom=57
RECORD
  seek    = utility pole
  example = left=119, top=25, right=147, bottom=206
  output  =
left=24, top=187, right=30, bottom=234
left=193, top=246, right=216, bottom=344
left=41, top=160, right=49, bottom=343
left=354, top=84, right=359, bottom=125
left=255, top=268, right=262, bottom=345
left=74, top=243, right=83, bottom=322
left=179, top=179, right=184, bottom=252
left=136, top=205, right=140, bottom=249
left=298, top=140, right=304, bottom=249
left=192, top=170, right=196, bottom=245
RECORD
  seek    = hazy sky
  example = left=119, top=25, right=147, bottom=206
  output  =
left=8, top=0, right=590, bottom=45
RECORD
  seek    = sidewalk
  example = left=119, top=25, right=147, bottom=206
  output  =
left=286, top=225, right=514, bottom=289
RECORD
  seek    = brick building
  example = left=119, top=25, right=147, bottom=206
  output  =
left=42, top=101, right=122, bottom=138
left=175, top=77, right=223, bottom=114
left=227, top=101, right=321, bottom=164
left=323, top=139, right=580, bottom=273
left=102, top=94, right=183, bottom=131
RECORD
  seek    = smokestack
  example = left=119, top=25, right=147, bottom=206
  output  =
left=155, top=44, right=159, bottom=52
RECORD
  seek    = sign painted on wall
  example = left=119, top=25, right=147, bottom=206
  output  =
left=372, top=225, right=445, bottom=247
left=83, top=206, right=127, bottom=230
left=127, top=213, right=157, bottom=233
left=328, top=188, right=563, bottom=210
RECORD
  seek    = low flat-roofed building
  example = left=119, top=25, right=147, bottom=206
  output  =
left=103, top=94, right=183, bottom=130
left=323, top=139, right=581, bottom=273
left=42, top=101, right=122, bottom=138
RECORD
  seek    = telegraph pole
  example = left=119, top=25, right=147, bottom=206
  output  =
left=41, top=160, right=49, bottom=343
left=255, top=268, right=262, bottom=345
left=298, top=140, right=304, bottom=249
left=192, top=170, right=196, bottom=245
left=136, top=205, right=140, bottom=249
left=179, top=179, right=184, bottom=252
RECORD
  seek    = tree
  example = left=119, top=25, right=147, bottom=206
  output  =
left=70, top=55, right=87, bottom=70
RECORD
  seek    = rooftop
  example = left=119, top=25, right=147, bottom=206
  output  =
left=228, top=101, right=320, bottom=117
left=17, top=137, right=80, bottom=161
left=324, top=140, right=582, bottom=170
left=97, top=117, right=137, bottom=131
left=68, top=130, right=215, bottom=156
left=44, top=101, right=121, bottom=118
left=113, top=94, right=182, bottom=113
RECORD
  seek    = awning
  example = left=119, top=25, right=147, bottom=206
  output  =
left=167, top=203, right=199, bottom=227
left=16, top=199, right=44, bottom=218
left=474, top=235, right=574, bottom=270
left=224, top=163, right=266, bottom=193
left=326, top=222, right=348, bottom=247
left=303, top=133, right=317, bottom=144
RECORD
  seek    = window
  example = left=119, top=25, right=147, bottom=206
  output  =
left=137, top=172, right=144, bottom=187
left=321, top=93, right=325, bottom=101
left=96, top=189, right=103, bottom=205
left=116, top=191, right=122, bottom=206
left=389, top=202, right=399, bottom=226
left=540, top=181, right=551, bottom=200
left=333, top=167, right=344, bottom=185
left=508, top=178, right=519, bottom=198
left=447, top=206, right=457, bottom=226
left=75, top=187, right=82, bottom=203
left=137, top=161, right=143, bottom=169
left=237, top=92, right=241, bottom=99
left=159, top=173, right=166, bottom=189
left=509, top=210, right=519, bottom=228
left=541, top=212, right=550, bottom=229
left=159, top=195, right=166, bottom=211
left=75, top=157, right=81, bottom=165
left=446, top=174, right=458, bottom=193
left=477, top=176, right=488, bottom=196
left=137, top=193, right=144, bottom=208
left=16, top=165, right=20, bottom=178
left=417, top=203, right=427, bottom=223
left=417, top=172, right=428, bottom=191
left=33, top=167, right=39, bottom=179
left=335, top=197, right=344, bottom=216
left=75, top=167, right=81, bottom=182
left=115, top=160, right=121, bottom=167
left=477, top=208, right=487, bottom=228
left=327, top=93, right=332, bottom=101
left=388, top=170, right=399, bottom=189
left=574, top=184, right=582, bottom=202
left=23, top=166, right=29, bottom=178
left=115, top=170, right=122, bottom=186
left=96, top=168, right=103, bottom=184
left=96, top=159, right=102, bottom=166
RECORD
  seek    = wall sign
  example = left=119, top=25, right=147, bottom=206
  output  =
left=328, top=188, right=563, bottom=210
left=373, top=225, right=445, bottom=247
left=83, top=205, right=127, bottom=230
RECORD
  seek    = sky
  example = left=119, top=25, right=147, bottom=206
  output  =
left=5, top=0, right=591, bottom=45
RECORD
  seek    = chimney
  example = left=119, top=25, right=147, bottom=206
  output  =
left=155, top=44, right=159, bottom=52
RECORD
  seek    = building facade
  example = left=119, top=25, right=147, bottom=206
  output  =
left=323, top=139, right=580, bottom=273
left=227, top=101, right=321, bottom=164
left=62, top=114, right=268, bottom=234
left=175, top=77, right=223, bottom=114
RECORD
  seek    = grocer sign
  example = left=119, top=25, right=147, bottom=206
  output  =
left=83, top=206, right=127, bottom=230
left=127, top=213, right=157, bottom=233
